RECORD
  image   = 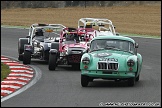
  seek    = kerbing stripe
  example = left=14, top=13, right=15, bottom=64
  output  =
left=1, top=57, right=9, bottom=60
left=8, top=73, right=33, bottom=77
left=9, top=72, right=33, bottom=74
left=5, top=63, right=27, bottom=66
left=1, top=83, right=23, bottom=87
left=1, top=90, right=13, bottom=94
left=1, top=55, right=40, bottom=102
left=11, top=70, right=34, bottom=73
left=1, top=88, right=16, bottom=92
left=6, top=76, right=32, bottom=79
left=1, top=60, right=18, bottom=62
left=1, top=85, right=21, bottom=89
left=3, top=79, right=29, bottom=83
left=1, top=93, right=8, bottom=97
left=5, top=77, right=31, bottom=81
left=9, top=66, right=33, bottom=70
left=1, top=81, right=27, bottom=85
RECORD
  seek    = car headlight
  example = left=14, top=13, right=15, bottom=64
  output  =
left=65, top=47, right=69, bottom=55
left=127, top=59, right=135, bottom=67
left=82, top=57, right=90, bottom=65
left=65, top=50, right=68, bottom=55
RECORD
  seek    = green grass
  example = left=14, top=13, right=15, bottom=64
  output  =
left=1, top=25, right=29, bottom=29
left=119, top=33, right=161, bottom=39
left=1, top=62, right=11, bottom=81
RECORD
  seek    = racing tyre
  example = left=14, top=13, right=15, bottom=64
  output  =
left=48, top=53, right=57, bottom=70
left=81, top=75, right=89, bottom=87
left=135, top=63, right=140, bottom=82
left=43, top=50, right=49, bottom=61
left=127, top=77, right=135, bottom=86
left=23, top=51, right=31, bottom=64
left=115, top=79, right=121, bottom=82
left=18, top=38, right=29, bottom=61
left=18, top=38, right=29, bottom=54
left=51, top=42, right=59, bottom=50
left=18, top=55, right=23, bottom=61
left=135, top=74, right=140, bottom=81
left=89, top=77, right=94, bottom=82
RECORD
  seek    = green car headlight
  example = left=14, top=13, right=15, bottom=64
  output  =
left=82, top=57, right=90, bottom=65
left=127, top=59, right=135, bottom=67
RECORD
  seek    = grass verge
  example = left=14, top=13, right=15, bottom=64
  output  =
left=120, top=33, right=161, bottom=39
left=1, top=63, right=11, bottom=81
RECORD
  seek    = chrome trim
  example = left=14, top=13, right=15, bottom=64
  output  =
left=97, top=61, right=119, bottom=71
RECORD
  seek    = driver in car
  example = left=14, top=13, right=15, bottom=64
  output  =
left=33, top=29, right=44, bottom=42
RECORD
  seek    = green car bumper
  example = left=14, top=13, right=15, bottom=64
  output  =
left=81, top=70, right=136, bottom=79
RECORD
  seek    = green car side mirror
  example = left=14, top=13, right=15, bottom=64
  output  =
left=135, top=43, right=139, bottom=48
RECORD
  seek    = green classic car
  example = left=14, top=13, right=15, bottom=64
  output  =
left=80, top=35, right=142, bottom=87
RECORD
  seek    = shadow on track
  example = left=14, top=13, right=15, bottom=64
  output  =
left=30, top=59, right=81, bottom=71
left=84, top=79, right=143, bottom=88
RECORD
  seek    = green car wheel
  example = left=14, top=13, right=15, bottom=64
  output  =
left=81, top=75, right=89, bottom=87
left=135, top=74, right=140, bottom=81
left=127, top=77, right=135, bottom=86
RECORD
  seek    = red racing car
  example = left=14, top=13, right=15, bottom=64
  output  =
left=48, top=27, right=94, bottom=70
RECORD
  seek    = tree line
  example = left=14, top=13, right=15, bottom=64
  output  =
left=1, top=1, right=160, bottom=9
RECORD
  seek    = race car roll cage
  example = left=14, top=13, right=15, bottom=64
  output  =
left=59, top=28, right=95, bottom=52
left=27, top=23, right=66, bottom=46
left=78, top=18, right=117, bottom=36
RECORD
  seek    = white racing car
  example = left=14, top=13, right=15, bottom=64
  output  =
left=78, top=18, right=119, bottom=37
left=18, top=23, right=66, bottom=64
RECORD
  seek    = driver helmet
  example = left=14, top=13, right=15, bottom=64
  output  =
left=85, top=22, right=92, bottom=28
left=35, top=29, right=43, bottom=36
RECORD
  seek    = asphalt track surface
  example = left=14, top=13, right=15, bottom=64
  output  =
left=1, top=27, right=161, bottom=107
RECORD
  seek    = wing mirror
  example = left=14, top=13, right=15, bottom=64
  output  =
left=26, top=35, right=30, bottom=38
left=135, top=43, right=139, bottom=48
